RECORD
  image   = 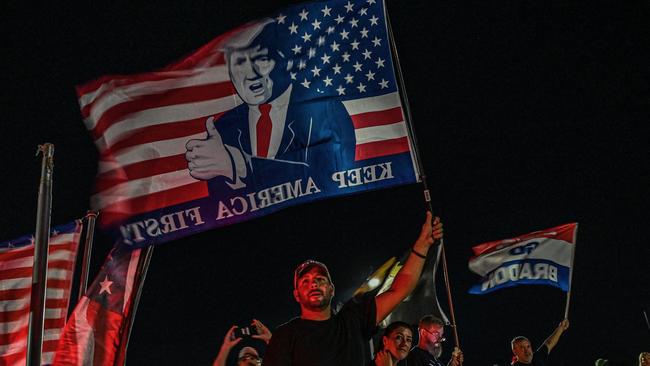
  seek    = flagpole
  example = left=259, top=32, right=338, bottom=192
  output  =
left=564, top=223, right=578, bottom=319
left=27, top=143, right=55, bottom=366
left=118, top=245, right=154, bottom=366
left=78, top=211, right=98, bottom=300
left=439, top=242, right=460, bottom=347
left=383, top=1, right=462, bottom=354
left=382, top=3, right=423, bottom=180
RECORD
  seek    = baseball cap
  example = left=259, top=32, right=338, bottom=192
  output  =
left=238, top=346, right=259, bottom=359
left=293, top=260, right=333, bottom=289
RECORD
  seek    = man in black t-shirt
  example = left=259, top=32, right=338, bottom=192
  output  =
left=264, top=212, right=444, bottom=366
left=400, top=315, right=462, bottom=366
left=510, top=319, right=569, bottom=365
left=511, top=341, right=549, bottom=366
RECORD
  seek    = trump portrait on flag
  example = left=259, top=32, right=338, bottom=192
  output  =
left=185, top=18, right=357, bottom=192
left=79, top=0, right=421, bottom=246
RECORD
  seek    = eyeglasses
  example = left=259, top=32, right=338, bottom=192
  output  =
left=421, top=327, right=446, bottom=343
left=238, top=354, right=261, bottom=363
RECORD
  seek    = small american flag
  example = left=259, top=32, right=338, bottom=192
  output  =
left=78, top=0, right=418, bottom=246
left=0, top=221, right=82, bottom=366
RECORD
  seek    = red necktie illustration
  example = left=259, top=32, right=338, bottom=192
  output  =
left=256, top=103, right=272, bottom=157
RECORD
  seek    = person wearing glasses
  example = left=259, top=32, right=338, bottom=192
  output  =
left=401, top=315, right=463, bottom=366
left=213, top=320, right=271, bottom=366
left=235, top=347, right=263, bottom=366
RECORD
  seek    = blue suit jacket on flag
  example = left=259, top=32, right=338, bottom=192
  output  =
left=209, top=89, right=356, bottom=194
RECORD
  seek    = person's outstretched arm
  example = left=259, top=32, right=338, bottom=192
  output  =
left=543, top=319, right=570, bottom=353
left=375, top=211, right=443, bottom=324
left=213, top=326, right=241, bottom=366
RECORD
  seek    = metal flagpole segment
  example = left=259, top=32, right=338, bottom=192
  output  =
left=119, top=245, right=154, bottom=366
left=383, top=0, right=462, bottom=355
left=78, top=211, right=98, bottom=300
left=564, top=223, right=578, bottom=319
left=440, top=241, right=460, bottom=349
left=27, top=143, right=55, bottom=366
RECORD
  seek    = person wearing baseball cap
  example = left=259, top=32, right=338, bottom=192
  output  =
left=264, top=212, right=443, bottom=366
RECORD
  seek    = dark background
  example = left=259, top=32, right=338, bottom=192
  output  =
left=3, top=1, right=649, bottom=364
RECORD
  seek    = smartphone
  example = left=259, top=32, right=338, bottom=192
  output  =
left=232, top=326, right=258, bottom=339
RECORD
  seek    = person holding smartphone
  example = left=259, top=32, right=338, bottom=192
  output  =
left=213, top=319, right=272, bottom=366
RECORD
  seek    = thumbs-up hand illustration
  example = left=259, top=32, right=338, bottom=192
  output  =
left=185, top=116, right=235, bottom=181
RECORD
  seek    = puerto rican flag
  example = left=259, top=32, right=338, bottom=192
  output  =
left=52, top=245, right=147, bottom=366
left=468, top=223, right=578, bottom=295
left=77, top=0, right=420, bottom=247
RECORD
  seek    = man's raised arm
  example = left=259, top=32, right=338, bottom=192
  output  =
left=375, top=211, right=443, bottom=324
left=542, top=319, right=570, bottom=353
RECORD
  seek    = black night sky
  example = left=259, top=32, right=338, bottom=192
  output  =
left=3, top=1, right=649, bottom=365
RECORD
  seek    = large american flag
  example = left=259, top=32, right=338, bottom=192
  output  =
left=78, top=0, right=418, bottom=245
left=0, top=221, right=82, bottom=366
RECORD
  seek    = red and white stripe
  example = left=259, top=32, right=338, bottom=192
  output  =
left=78, top=55, right=234, bottom=227
left=79, top=38, right=412, bottom=226
left=342, top=92, right=412, bottom=161
left=0, top=224, right=82, bottom=366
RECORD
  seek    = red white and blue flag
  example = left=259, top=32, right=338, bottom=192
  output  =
left=52, top=245, right=147, bottom=366
left=0, top=221, right=82, bottom=366
left=77, top=0, right=420, bottom=247
left=468, top=223, right=578, bottom=295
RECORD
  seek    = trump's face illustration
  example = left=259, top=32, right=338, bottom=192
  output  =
left=228, top=44, right=276, bottom=105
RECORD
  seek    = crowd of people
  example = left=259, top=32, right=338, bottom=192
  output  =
left=211, top=212, right=646, bottom=365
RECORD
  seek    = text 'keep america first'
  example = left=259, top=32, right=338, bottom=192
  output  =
left=119, top=162, right=395, bottom=245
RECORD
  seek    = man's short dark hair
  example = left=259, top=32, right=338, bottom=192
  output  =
left=418, top=315, right=444, bottom=328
